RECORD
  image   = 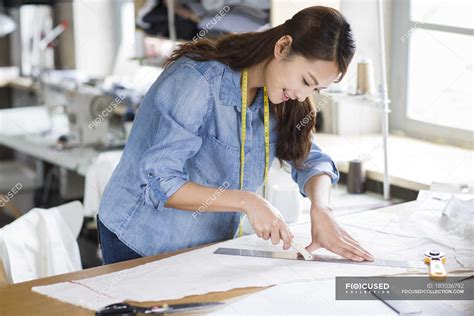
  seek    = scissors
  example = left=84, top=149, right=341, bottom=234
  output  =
left=95, top=302, right=224, bottom=315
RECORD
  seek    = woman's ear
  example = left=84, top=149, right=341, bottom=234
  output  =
left=274, top=35, right=293, bottom=60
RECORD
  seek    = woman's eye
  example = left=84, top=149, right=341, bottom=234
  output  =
left=304, top=78, right=319, bottom=92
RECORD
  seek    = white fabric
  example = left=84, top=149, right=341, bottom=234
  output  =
left=441, top=196, right=474, bottom=240
left=32, top=201, right=473, bottom=311
left=83, top=151, right=122, bottom=217
left=0, top=201, right=84, bottom=283
left=0, top=106, right=51, bottom=135
left=31, top=202, right=472, bottom=311
left=337, top=195, right=474, bottom=267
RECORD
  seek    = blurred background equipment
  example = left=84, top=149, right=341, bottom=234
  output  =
left=0, top=8, right=16, bottom=37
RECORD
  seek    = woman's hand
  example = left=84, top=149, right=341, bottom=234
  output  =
left=306, top=204, right=374, bottom=261
left=243, top=193, right=294, bottom=250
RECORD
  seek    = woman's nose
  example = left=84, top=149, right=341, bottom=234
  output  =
left=298, top=87, right=317, bottom=101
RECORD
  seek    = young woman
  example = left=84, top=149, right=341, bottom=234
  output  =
left=97, top=6, right=374, bottom=264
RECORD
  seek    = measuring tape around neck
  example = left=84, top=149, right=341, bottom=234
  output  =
left=237, top=68, right=270, bottom=238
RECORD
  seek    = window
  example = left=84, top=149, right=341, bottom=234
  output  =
left=390, top=0, right=473, bottom=147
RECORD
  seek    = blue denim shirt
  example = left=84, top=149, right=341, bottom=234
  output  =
left=98, top=56, right=339, bottom=257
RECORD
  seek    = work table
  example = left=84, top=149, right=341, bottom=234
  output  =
left=0, top=243, right=263, bottom=316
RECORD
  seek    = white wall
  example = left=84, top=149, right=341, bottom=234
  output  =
left=339, top=0, right=393, bottom=94
left=271, top=0, right=341, bottom=26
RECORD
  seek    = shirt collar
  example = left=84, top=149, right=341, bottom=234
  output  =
left=219, top=65, right=264, bottom=111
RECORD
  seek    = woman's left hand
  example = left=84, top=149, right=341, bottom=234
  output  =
left=305, top=204, right=374, bottom=261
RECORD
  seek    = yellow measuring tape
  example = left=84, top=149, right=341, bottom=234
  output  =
left=238, top=68, right=270, bottom=238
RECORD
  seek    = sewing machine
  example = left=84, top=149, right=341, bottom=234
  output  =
left=40, top=73, right=119, bottom=147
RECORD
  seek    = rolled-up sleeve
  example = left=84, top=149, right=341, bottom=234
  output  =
left=289, top=139, right=339, bottom=198
left=139, top=64, right=210, bottom=210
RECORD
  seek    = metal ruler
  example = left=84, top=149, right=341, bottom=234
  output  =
left=214, top=248, right=426, bottom=269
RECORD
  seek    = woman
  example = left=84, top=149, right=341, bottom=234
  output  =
left=97, top=6, right=374, bottom=264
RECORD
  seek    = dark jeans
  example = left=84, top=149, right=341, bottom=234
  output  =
left=97, top=215, right=143, bottom=264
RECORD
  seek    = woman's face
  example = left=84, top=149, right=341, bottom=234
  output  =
left=264, top=36, right=340, bottom=104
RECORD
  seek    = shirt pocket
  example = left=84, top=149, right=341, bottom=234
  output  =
left=189, top=134, right=240, bottom=187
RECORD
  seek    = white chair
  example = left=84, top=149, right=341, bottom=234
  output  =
left=84, top=151, right=122, bottom=217
left=0, top=201, right=84, bottom=283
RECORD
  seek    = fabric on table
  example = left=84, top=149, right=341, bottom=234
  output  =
left=32, top=202, right=470, bottom=311
left=337, top=197, right=474, bottom=268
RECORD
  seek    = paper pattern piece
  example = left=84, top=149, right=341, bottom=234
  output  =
left=32, top=203, right=469, bottom=311
left=209, top=278, right=472, bottom=316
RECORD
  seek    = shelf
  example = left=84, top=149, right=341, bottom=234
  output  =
left=315, top=133, right=473, bottom=191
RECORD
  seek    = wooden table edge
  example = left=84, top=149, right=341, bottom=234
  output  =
left=0, top=242, right=270, bottom=315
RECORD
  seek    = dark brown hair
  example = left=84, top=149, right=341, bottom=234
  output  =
left=165, top=6, right=355, bottom=168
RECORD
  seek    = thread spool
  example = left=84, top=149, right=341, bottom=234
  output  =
left=347, top=159, right=366, bottom=194
left=356, top=59, right=376, bottom=95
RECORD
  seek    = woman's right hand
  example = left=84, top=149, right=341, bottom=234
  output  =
left=242, top=193, right=294, bottom=250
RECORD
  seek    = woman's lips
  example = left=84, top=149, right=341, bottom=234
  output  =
left=282, top=89, right=290, bottom=101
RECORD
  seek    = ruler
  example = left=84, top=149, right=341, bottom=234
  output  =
left=214, top=248, right=426, bottom=269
